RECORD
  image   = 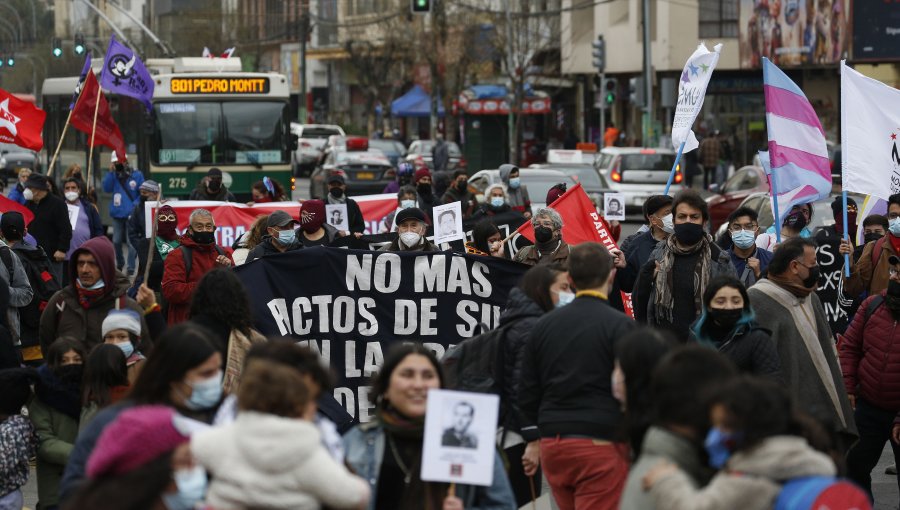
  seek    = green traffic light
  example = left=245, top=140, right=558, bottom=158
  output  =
left=6, top=58, right=13, bottom=67
left=52, top=48, right=62, bottom=58
left=605, top=93, right=615, bottom=104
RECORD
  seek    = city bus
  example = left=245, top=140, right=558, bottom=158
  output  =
left=149, top=59, right=294, bottom=198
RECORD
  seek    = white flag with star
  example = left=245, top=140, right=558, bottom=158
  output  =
left=672, top=43, right=722, bottom=153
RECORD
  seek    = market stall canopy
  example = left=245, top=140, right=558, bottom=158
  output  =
left=458, top=84, right=551, bottom=115
left=391, top=85, right=446, bottom=118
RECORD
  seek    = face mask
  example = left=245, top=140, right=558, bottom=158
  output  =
left=890, top=218, right=900, bottom=236
left=801, top=264, right=821, bottom=289
left=490, top=197, right=505, bottom=208
left=708, top=308, right=743, bottom=331
left=731, top=230, right=756, bottom=250
left=400, top=199, right=416, bottom=210
left=784, top=209, right=808, bottom=230
left=115, top=341, right=134, bottom=359
left=162, top=466, right=208, bottom=510
left=674, top=222, right=705, bottom=246
left=22, top=188, right=33, bottom=201
left=457, top=180, right=468, bottom=192
left=399, top=231, right=421, bottom=248
left=77, top=278, right=105, bottom=291
left=660, top=213, right=674, bottom=234
left=555, top=290, right=575, bottom=308
left=509, top=177, right=521, bottom=189
left=534, top=226, right=554, bottom=244
left=277, top=229, right=296, bottom=245
left=704, top=427, right=739, bottom=469
left=157, top=221, right=178, bottom=240
left=888, top=280, right=900, bottom=298
left=329, top=187, right=344, bottom=199
left=207, top=180, right=222, bottom=192
left=184, top=371, right=223, bottom=410
left=864, top=232, right=883, bottom=244
left=191, top=230, right=215, bottom=245
left=417, top=183, right=432, bottom=196
left=64, top=191, right=80, bottom=202
left=55, top=364, right=84, bottom=385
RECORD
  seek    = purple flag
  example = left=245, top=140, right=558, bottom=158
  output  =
left=99, top=36, right=154, bottom=111
left=69, top=52, right=93, bottom=111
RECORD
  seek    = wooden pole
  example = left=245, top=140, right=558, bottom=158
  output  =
left=86, top=83, right=102, bottom=188
left=143, top=199, right=165, bottom=283
left=46, top=108, right=74, bottom=178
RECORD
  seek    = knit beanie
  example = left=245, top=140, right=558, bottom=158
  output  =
left=87, top=405, right=190, bottom=478
left=300, top=199, right=326, bottom=234
left=414, top=168, right=432, bottom=184
left=101, top=310, right=142, bottom=338
left=139, top=180, right=160, bottom=194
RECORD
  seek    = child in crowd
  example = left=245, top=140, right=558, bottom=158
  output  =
left=101, top=310, right=147, bottom=384
left=80, top=344, right=131, bottom=429
left=0, top=368, right=38, bottom=510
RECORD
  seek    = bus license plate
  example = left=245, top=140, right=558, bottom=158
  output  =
left=356, top=172, right=375, bottom=180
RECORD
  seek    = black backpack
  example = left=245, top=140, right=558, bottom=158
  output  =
left=178, top=244, right=227, bottom=279
left=3, top=245, right=61, bottom=336
left=442, top=322, right=511, bottom=403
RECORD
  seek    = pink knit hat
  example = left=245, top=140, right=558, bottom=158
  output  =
left=87, top=405, right=190, bottom=478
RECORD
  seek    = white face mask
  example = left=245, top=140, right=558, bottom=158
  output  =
left=399, top=231, right=421, bottom=248
left=660, top=213, right=674, bottom=234
left=64, top=191, right=80, bottom=202
left=22, top=188, right=34, bottom=201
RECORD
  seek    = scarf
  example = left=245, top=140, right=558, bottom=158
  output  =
left=654, top=234, right=712, bottom=324
left=766, top=273, right=815, bottom=298
left=326, top=194, right=346, bottom=205
left=378, top=406, right=445, bottom=510
left=75, top=280, right=108, bottom=309
left=155, top=237, right=181, bottom=260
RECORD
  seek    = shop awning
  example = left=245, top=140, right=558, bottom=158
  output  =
left=457, top=84, right=551, bottom=115
left=391, top=85, right=445, bottom=118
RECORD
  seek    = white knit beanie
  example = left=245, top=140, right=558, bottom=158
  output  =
left=102, top=310, right=141, bottom=338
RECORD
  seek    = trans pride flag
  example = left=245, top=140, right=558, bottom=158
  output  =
left=762, top=57, right=832, bottom=229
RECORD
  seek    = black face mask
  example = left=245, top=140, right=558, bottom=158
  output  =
left=708, top=308, right=743, bottom=331
left=674, top=222, right=705, bottom=246
left=207, top=180, right=222, bottom=192
left=329, top=187, right=344, bottom=199
left=456, top=181, right=468, bottom=192
left=864, top=232, right=884, bottom=245
left=801, top=265, right=821, bottom=289
left=192, top=230, right=215, bottom=245
left=55, top=364, right=83, bottom=386
left=888, top=280, right=900, bottom=298
left=534, top=226, right=554, bottom=244
left=784, top=210, right=808, bottom=230
left=417, top=183, right=432, bottom=196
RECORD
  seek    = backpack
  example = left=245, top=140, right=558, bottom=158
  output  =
left=871, top=235, right=886, bottom=267
left=179, top=244, right=226, bottom=279
left=774, top=476, right=870, bottom=510
left=442, top=322, right=510, bottom=398
left=6, top=245, right=61, bottom=336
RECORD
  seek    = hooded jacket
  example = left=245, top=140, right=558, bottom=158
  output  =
left=161, top=234, right=234, bottom=325
left=499, top=165, right=531, bottom=216
left=648, top=436, right=836, bottom=510
left=192, top=412, right=370, bottom=510
left=39, top=236, right=150, bottom=353
left=101, top=168, right=145, bottom=218
left=245, top=235, right=302, bottom=264
left=188, top=180, right=236, bottom=202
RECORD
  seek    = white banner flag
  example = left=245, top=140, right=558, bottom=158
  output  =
left=841, top=61, right=900, bottom=200
left=672, top=43, right=722, bottom=153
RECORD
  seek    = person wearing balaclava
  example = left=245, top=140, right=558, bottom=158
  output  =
left=755, top=203, right=814, bottom=252
left=844, top=192, right=900, bottom=299
left=513, top=207, right=570, bottom=267
left=297, top=199, right=343, bottom=248
left=413, top=168, right=439, bottom=213
left=378, top=207, right=439, bottom=252
left=633, top=189, right=736, bottom=341
left=133, top=204, right=181, bottom=296
left=815, top=196, right=858, bottom=245
left=324, top=174, right=365, bottom=233
left=189, top=168, right=236, bottom=202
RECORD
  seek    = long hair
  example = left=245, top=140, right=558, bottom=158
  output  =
left=372, top=344, right=444, bottom=406
left=46, top=337, right=87, bottom=370
left=64, top=451, right=174, bottom=510
left=82, top=344, right=129, bottom=407
left=128, top=323, right=217, bottom=406
left=471, top=220, right=500, bottom=255
left=691, top=275, right=755, bottom=343
left=518, top=263, right=566, bottom=313
left=244, top=214, right=270, bottom=250
left=189, top=268, right=253, bottom=335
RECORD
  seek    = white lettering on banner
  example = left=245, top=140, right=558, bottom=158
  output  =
left=447, top=256, right=472, bottom=295
left=415, top=256, right=446, bottom=292
left=265, top=296, right=379, bottom=336
left=343, top=341, right=384, bottom=378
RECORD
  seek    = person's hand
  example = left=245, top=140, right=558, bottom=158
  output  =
left=53, top=250, right=66, bottom=262
left=443, top=487, right=464, bottom=510
left=848, top=394, right=856, bottom=410
left=246, top=201, right=255, bottom=207
left=642, top=461, right=678, bottom=491
left=747, top=257, right=761, bottom=278
left=892, top=423, right=900, bottom=444
left=839, top=238, right=853, bottom=256
left=215, top=255, right=232, bottom=267
left=490, top=241, right=505, bottom=258
left=610, top=220, right=621, bottom=228
left=522, top=440, right=541, bottom=476
left=611, top=248, right=626, bottom=269
left=136, top=284, right=156, bottom=309
left=523, top=211, right=532, bottom=219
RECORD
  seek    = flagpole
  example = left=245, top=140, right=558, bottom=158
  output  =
left=842, top=190, right=851, bottom=277
left=663, top=141, right=686, bottom=196
left=144, top=199, right=164, bottom=284
left=770, top=168, right=782, bottom=244
left=86, top=82, right=103, bottom=189
left=46, top=109, right=74, bottom=178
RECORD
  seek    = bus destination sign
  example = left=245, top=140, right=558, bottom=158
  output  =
left=170, top=77, right=270, bottom=94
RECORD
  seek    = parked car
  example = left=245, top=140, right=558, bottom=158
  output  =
left=705, top=165, right=770, bottom=231
left=406, top=139, right=466, bottom=172
left=595, top=147, right=683, bottom=213
left=527, top=162, right=614, bottom=207
left=309, top=139, right=395, bottom=198
left=368, top=139, right=406, bottom=168
left=468, top=168, right=576, bottom=212
left=290, top=123, right=345, bottom=177
left=0, top=143, right=40, bottom=178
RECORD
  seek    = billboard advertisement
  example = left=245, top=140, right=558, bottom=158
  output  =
left=739, top=0, right=849, bottom=68
left=852, top=1, right=900, bottom=61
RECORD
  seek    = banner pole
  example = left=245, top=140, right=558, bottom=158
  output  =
left=143, top=199, right=165, bottom=284
left=86, top=83, right=102, bottom=189
left=842, top=190, right=851, bottom=277
left=46, top=108, right=74, bottom=178
left=663, top=141, right=686, bottom=196
left=770, top=166, right=782, bottom=244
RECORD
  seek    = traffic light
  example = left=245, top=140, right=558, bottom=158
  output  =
left=5, top=56, right=13, bottom=67
left=629, top=77, right=645, bottom=107
left=74, top=33, right=85, bottom=55
left=51, top=38, right=63, bottom=58
left=603, top=78, right=617, bottom=105
left=411, top=0, right=431, bottom=13
left=592, top=35, right=605, bottom=72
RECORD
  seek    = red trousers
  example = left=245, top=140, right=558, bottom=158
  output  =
left=540, top=437, right=629, bottom=510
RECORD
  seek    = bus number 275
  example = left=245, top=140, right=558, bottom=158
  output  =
left=168, top=177, right=188, bottom=189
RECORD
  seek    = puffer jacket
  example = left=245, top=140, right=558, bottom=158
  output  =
left=839, top=292, right=900, bottom=410
left=498, top=287, right=544, bottom=441
left=648, top=436, right=836, bottom=510
left=161, top=234, right=234, bottom=325
left=245, top=235, right=302, bottom=263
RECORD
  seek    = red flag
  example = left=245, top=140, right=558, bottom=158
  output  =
left=0, top=89, right=46, bottom=152
left=70, top=71, right=126, bottom=162
left=0, top=195, right=34, bottom=225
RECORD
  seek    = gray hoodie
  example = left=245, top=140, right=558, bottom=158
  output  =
left=499, top=164, right=531, bottom=215
left=0, top=241, right=33, bottom=342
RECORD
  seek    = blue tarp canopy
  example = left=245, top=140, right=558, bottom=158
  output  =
left=391, top=85, right=445, bottom=118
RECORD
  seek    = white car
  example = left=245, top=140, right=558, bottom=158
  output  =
left=290, top=123, right=345, bottom=176
left=595, top=147, right=684, bottom=211
left=467, top=168, right=577, bottom=212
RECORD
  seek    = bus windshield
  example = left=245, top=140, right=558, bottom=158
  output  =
left=152, top=101, right=288, bottom=165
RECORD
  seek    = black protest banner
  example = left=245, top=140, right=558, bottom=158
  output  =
left=815, top=239, right=854, bottom=335
left=235, top=247, right=527, bottom=422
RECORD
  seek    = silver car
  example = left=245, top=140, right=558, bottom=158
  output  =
left=596, top=147, right=684, bottom=211
left=290, top=123, right=345, bottom=176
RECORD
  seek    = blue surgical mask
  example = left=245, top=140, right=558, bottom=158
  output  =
left=77, top=278, right=105, bottom=291
left=555, top=290, right=575, bottom=308
left=704, top=427, right=739, bottom=469
left=115, top=341, right=134, bottom=359
left=184, top=371, right=223, bottom=410
left=276, top=229, right=296, bottom=245
left=162, top=466, right=208, bottom=510
left=400, top=199, right=416, bottom=210
left=509, top=177, right=520, bottom=189
left=490, top=197, right=505, bottom=208
left=890, top=217, right=900, bottom=236
left=731, top=230, right=756, bottom=250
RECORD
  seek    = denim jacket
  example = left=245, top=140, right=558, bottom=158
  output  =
left=343, top=421, right=517, bottom=510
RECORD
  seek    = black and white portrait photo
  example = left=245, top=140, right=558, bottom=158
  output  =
left=441, top=401, right=478, bottom=449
